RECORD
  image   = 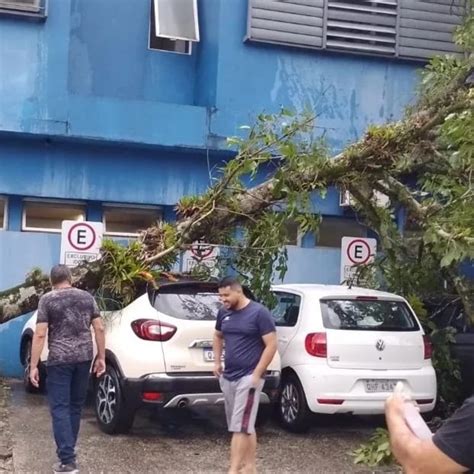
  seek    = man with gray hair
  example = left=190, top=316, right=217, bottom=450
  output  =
left=30, top=264, right=106, bottom=474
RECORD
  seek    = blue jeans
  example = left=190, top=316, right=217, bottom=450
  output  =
left=46, top=361, right=91, bottom=465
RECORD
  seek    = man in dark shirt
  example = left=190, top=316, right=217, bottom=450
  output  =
left=386, top=392, right=474, bottom=473
left=213, top=277, right=277, bottom=474
left=30, top=265, right=106, bottom=474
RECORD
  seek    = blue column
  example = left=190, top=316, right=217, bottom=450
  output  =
left=7, top=195, right=23, bottom=231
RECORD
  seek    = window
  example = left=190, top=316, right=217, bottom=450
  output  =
left=103, top=205, right=162, bottom=236
left=247, top=0, right=465, bottom=60
left=149, top=0, right=199, bottom=54
left=272, top=292, right=301, bottom=327
left=0, top=197, right=6, bottom=230
left=320, top=299, right=420, bottom=331
left=153, top=285, right=222, bottom=321
left=316, top=217, right=367, bottom=248
left=285, top=219, right=300, bottom=246
left=0, top=0, right=46, bottom=18
left=22, top=200, right=86, bottom=232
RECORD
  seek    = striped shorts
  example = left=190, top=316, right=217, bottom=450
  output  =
left=219, top=374, right=265, bottom=434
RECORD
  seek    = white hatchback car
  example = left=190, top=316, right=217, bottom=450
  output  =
left=271, top=284, right=437, bottom=432
left=20, top=281, right=281, bottom=434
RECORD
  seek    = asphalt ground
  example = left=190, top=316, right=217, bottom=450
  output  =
left=7, top=379, right=397, bottom=473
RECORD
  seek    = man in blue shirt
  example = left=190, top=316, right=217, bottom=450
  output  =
left=213, top=277, right=277, bottom=474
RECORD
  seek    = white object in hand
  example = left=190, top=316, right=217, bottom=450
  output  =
left=394, top=381, right=433, bottom=440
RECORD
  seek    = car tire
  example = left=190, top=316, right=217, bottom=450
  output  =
left=94, top=366, right=135, bottom=435
left=279, top=374, right=311, bottom=433
left=22, top=340, right=44, bottom=394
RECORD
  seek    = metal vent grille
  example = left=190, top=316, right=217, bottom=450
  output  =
left=326, top=0, right=398, bottom=55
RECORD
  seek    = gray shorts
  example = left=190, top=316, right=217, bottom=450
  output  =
left=219, top=374, right=265, bottom=434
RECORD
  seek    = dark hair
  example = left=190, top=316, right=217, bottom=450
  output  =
left=50, top=264, right=72, bottom=286
left=218, top=276, right=242, bottom=290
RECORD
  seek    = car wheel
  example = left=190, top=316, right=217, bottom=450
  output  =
left=23, top=340, right=43, bottom=394
left=279, top=374, right=311, bottom=433
left=94, top=366, right=135, bottom=435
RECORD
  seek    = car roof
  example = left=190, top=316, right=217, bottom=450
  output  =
left=271, top=284, right=405, bottom=300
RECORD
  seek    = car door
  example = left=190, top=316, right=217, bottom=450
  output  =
left=451, top=307, right=474, bottom=396
left=271, top=291, right=302, bottom=358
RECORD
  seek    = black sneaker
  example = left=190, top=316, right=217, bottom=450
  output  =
left=53, top=462, right=78, bottom=473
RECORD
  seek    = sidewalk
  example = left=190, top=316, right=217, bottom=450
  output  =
left=0, top=379, right=13, bottom=472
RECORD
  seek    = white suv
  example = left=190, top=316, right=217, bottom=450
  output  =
left=271, top=284, right=437, bottom=432
left=20, top=281, right=281, bottom=434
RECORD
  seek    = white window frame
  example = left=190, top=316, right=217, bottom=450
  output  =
left=102, top=203, right=163, bottom=238
left=154, top=0, right=200, bottom=42
left=0, top=196, right=8, bottom=231
left=22, top=198, right=86, bottom=233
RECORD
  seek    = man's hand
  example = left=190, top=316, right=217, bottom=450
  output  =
left=385, top=391, right=416, bottom=419
left=250, top=371, right=262, bottom=387
left=213, top=362, right=223, bottom=378
left=93, top=358, right=106, bottom=378
left=30, top=367, right=40, bottom=388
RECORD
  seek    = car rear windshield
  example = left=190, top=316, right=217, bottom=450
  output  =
left=154, top=290, right=221, bottom=321
left=320, top=298, right=420, bottom=331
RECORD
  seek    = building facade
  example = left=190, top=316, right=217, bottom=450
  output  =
left=0, top=0, right=463, bottom=375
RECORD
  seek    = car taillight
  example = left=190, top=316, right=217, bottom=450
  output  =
left=131, top=319, right=177, bottom=341
left=305, top=332, right=327, bottom=358
left=143, top=391, right=164, bottom=402
left=423, top=335, right=433, bottom=359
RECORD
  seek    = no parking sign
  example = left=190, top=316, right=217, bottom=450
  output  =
left=60, top=220, right=104, bottom=267
left=340, top=237, right=377, bottom=283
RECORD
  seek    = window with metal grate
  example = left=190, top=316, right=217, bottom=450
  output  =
left=325, top=0, right=398, bottom=56
left=0, top=0, right=46, bottom=18
left=246, top=0, right=465, bottom=61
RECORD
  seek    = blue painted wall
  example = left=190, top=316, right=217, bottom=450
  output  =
left=0, top=0, right=425, bottom=375
left=0, top=0, right=420, bottom=148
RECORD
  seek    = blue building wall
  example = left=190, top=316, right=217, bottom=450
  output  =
left=0, top=0, right=424, bottom=375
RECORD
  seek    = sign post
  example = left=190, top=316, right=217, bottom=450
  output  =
left=340, top=237, right=377, bottom=283
left=60, top=220, right=104, bottom=267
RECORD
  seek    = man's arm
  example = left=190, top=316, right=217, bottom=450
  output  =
left=386, top=394, right=468, bottom=473
left=30, top=322, right=48, bottom=387
left=251, top=331, right=277, bottom=385
left=91, top=317, right=106, bottom=377
left=213, top=330, right=224, bottom=377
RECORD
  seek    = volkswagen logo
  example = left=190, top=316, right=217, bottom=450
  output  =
left=375, top=339, right=386, bottom=351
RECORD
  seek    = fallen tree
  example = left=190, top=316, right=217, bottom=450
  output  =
left=1, top=19, right=473, bottom=325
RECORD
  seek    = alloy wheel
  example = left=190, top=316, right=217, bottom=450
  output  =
left=281, top=381, right=299, bottom=424
left=96, top=374, right=118, bottom=425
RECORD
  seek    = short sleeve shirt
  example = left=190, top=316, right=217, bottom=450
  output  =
left=215, top=301, right=276, bottom=381
left=433, top=396, right=474, bottom=472
left=37, top=287, right=100, bottom=366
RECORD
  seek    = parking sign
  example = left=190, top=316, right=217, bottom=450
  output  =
left=340, top=237, right=377, bottom=283
left=60, top=220, right=104, bottom=267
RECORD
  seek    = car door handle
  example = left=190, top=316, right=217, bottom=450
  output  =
left=278, top=337, right=289, bottom=343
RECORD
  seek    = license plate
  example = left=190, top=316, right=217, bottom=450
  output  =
left=203, top=349, right=225, bottom=362
left=365, top=379, right=398, bottom=393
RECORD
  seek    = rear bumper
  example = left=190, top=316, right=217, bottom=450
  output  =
left=293, top=364, right=437, bottom=415
left=122, top=371, right=280, bottom=410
